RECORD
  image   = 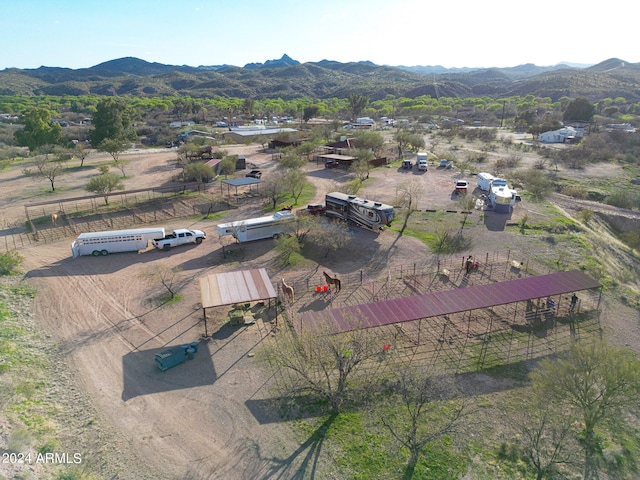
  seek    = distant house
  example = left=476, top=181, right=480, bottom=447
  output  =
left=538, top=126, right=581, bottom=144
left=222, top=126, right=298, bottom=144
left=170, top=121, right=195, bottom=128
left=606, top=123, right=636, bottom=132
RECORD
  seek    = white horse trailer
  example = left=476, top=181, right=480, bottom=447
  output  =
left=71, top=227, right=166, bottom=258
left=325, top=192, right=394, bottom=230
left=216, top=211, right=295, bottom=243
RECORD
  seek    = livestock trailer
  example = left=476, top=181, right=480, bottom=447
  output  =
left=216, top=210, right=295, bottom=243
left=71, top=227, right=166, bottom=258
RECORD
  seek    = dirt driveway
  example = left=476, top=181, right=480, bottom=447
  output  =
left=6, top=141, right=639, bottom=479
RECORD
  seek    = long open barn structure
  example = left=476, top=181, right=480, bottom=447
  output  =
left=298, top=270, right=601, bottom=334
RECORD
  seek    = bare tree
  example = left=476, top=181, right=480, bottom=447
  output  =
left=22, top=154, right=67, bottom=192
left=396, top=179, right=423, bottom=234
left=373, top=366, right=473, bottom=476
left=264, top=317, right=383, bottom=412
left=502, top=393, right=578, bottom=480
left=144, top=264, right=182, bottom=301
left=531, top=340, right=640, bottom=480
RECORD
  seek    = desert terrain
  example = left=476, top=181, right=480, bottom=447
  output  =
left=1, top=136, right=639, bottom=479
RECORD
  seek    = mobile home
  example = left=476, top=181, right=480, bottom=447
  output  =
left=71, top=227, right=166, bottom=258
left=216, top=210, right=295, bottom=243
left=325, top=192, right=394, bottom=230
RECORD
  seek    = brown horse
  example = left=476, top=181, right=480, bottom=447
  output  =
left=51, top=212, right=59, bottom=225
left=323, top=271, right=341, bottom=292
left=281, top=278, right=295, bottom=303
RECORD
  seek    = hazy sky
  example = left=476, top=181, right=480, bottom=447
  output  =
left=2, top=0, right=637, bottom=70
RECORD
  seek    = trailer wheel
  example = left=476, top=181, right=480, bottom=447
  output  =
left=101, top=250, right=108, bottom=256
left=163, top=244, right=171, bottom=251
left=273, top=233, right=281, bottom=239
left=92, top=250, right=100, bottom=257
left=195, top=237, right=203, bottom=245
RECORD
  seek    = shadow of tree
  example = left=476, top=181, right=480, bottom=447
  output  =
left=259, top=413, right=338, bottom=479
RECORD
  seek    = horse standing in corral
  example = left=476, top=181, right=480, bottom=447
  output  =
left=281, top=278, right=295, bottom=303
left=51, top=212, right=59, bottom=225
left=323, top=271, right=341, bottom=292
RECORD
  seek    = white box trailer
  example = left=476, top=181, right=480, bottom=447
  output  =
left=477, top=172, right=495, bottom=191
left=71, top=227, right=166, bottom=258
left=216, top=211, right=295, bottom=243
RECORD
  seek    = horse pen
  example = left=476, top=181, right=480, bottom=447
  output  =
left=279, top=251, right=603, bottom=374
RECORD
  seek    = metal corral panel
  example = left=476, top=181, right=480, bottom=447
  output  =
left=199, top=268, right=277, bottom=309
left=300, top=270, right=601, bottom=334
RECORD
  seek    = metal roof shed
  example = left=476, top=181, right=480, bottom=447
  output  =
left=199, top=268, right=277, bottom=335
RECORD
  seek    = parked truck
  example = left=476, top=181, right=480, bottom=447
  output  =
left=152, top=228, right=206, bottom=251
left=416, top=152, right=428, bottom=171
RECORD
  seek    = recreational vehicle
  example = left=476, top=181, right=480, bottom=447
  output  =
left=71, top=227, right=166, bottom=258
left=325, top=192, right=394, bottom=230
left=489, top=178, right=519, bottom=213
left=216, top=210, right=295, bottom=243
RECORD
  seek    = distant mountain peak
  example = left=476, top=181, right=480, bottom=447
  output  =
left=244, top=54, right=300, bottom=70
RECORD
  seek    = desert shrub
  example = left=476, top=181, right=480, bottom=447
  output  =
left=0, top=251, right=24, bottom=275
left=606, top=191, right=640, bottom=209
left=561, top=185, right=589, bottom=199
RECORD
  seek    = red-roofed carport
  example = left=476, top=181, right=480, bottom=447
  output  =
left=299, top=270, right=601, bottom=334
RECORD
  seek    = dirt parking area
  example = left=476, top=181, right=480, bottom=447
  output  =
left=3, top=140, right=639, bottom=479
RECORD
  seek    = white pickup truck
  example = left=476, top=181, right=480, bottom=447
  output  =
left=152, top=228, right=206, bottom=251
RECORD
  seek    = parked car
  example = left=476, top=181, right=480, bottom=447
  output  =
left=455, top=180, right=469, bottom=194
left=245, top=170, right=262, bottom=179
left=325, top=159, right=340, bottom=169
left=303, top=203, right=326, bottom=215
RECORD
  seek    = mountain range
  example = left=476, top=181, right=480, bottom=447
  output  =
left=1, top=55, right=639, bottom=101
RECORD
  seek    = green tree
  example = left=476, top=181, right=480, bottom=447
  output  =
left=14, top=108, right=62, bottom=151
left=531, top=340, right=640, bottom=480
left=85, top=173, right=124, bottom=205
left=89, top=98, right=136, bottom=147
left=303, top=105, right=320, bottom=123
left=354, top=130, right=384, bottom=156
left=184, top=163, right=215, bottom=183
left=563, top=97, right=595, bottom=122
left=283, top=168, right=307, bottom=204
left=348, top=94, right=370, bottom=119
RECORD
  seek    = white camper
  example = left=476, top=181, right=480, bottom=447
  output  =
left=489, top=178, right=518, bottom=213
left=216, top=211, right=295, bottom=243
left=477, top=172, right=495, bottom=191
left=71, top=227, right=166, bottom=258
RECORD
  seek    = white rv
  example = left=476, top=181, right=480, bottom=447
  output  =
left=216, top=210, right=295, bottom=243
left=489, top=178, right=519, bottom=213
left=325, top=192, right=394, bottom=230
left=71, top=227, right=166, bottom=258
